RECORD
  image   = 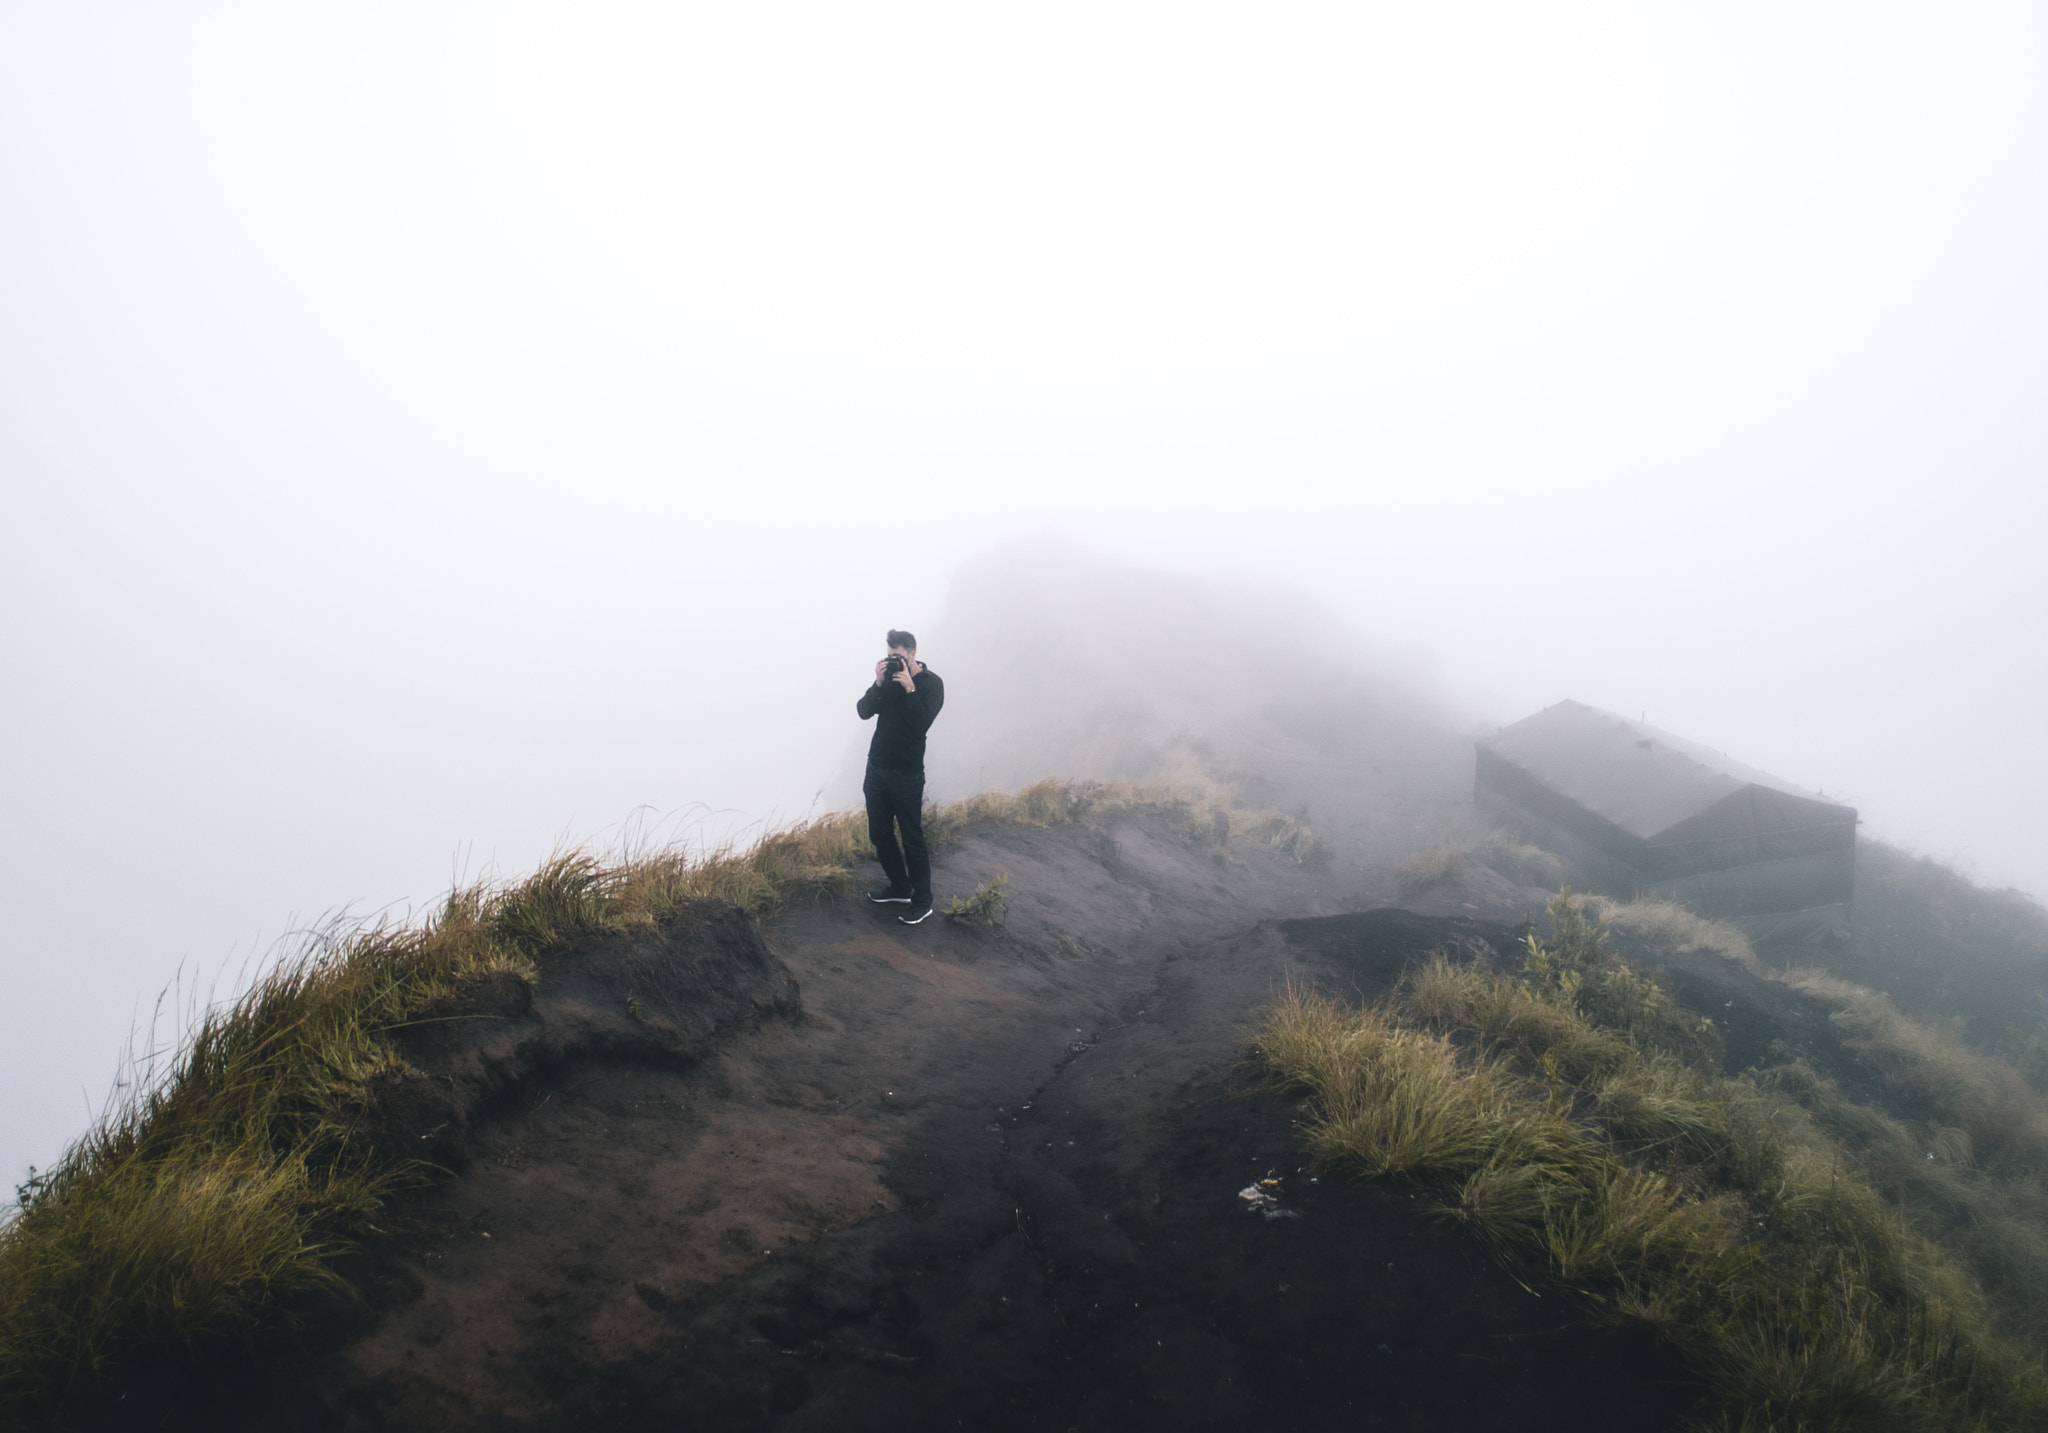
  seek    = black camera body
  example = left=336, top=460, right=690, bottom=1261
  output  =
left=884, top=654, right=907, bottom=677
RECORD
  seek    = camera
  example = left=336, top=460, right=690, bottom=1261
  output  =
left=884, top=654, right=906, bottom=676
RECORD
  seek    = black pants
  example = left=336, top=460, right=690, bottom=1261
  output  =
left=863, top=762, right=930, bottom=906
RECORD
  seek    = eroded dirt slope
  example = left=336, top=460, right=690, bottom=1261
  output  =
left=157, top=811, right=1702, bottom=1432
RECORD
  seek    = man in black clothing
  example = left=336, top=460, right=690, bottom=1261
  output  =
left=857, top=629, right=945, bottom=924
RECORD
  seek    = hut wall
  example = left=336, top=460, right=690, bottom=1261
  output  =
left=1736, top=902, right=1854, bottom=945
left=1476, top=748, right=1857, bottom=943
left=1647, top=848, right=1856, bottom=922
left=1644, top=787, right=1858, bottom=882
left=1473, top=783, right=1653, bottom=895
left=1473, top=747, right=1653, bottom=870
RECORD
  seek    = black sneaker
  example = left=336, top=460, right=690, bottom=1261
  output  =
left=897, top=904, right=934, bottom=925
left=866, top=888, right=912, bottom=904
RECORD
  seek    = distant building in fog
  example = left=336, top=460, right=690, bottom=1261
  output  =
left=1476, top=700, right=1857, bottom=942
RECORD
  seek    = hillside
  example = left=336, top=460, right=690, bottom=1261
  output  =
left=12, top=538, right=2048, bottom=1430
left=69, top=800, right=1699, bottom=1432
left=9, top=758, right=2048, bottom=1429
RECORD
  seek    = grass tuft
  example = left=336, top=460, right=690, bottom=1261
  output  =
left=1394, top=816, right=1576, bottom=894
left=1393, top=847, right=1469, bottom=897
left=944, top=874, right=1011, bottom=928
left=1586, top=895, right=1764, bottom=976
left=0, top=904, right=530, bottom=1409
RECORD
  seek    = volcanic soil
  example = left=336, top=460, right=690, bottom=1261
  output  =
left=131, top=808, right=1711, bottom=1432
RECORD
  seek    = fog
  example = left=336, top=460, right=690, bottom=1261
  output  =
left=4, top=3, right=2045, bottom=1191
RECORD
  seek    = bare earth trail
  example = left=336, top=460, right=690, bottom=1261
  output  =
left=200, top=811, right=1691, bottom=1432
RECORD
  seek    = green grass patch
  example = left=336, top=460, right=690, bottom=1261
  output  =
left=1251, top=892, right=2048, bottom=1431
left=945, top=874, right=1011, bottom=928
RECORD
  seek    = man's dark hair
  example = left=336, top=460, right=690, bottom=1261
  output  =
left=886, top=629, right=917, bottom=651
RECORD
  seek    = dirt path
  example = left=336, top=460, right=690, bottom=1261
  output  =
left=189, top=811, right=1693, bottom=1432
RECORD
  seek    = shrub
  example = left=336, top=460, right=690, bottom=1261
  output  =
left=1479, top=836, right=1572, bottom=891
left=1586, top=895, right=1763, bottom=975
left=1393, top=847, right=1468, bottom=897
left=944, top=873, right=1010, bottom=928
left=1391, top=817, right=1575, bottom=894
left=1524, top=891, right=1721, bottom=1067
left=1239, top=811, right=1333, bottom=869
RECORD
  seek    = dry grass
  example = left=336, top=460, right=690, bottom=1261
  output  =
left=1392, top=816, right=1574, bottom=896
left=611, top=808, right=873, bottom=921
left=1392, top=847, right=1470, bottom=897
left=923, top=778, right=1084, bottom=840
left=1059, top=767, right=1331, bottom=868
left=1258, top=996, right=1539, bottom=1180
left=1236, top=811, right=1334, bottom=869
left=0, top=869, right=554, bottom=1409
left=1588, top=896, right=1765, bottom=975
left=1250, top=893, right=2048, bottom=1431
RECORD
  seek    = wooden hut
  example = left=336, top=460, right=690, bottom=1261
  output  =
left=1476, top=700, right=1856, bottom=941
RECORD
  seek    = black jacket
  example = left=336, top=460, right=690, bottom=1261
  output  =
left=857, top=665, right=944, bottom=773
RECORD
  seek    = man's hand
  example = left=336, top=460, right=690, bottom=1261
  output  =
left=892, top=655, right=918, bottom=693
left=873, top=657, right=890, bottom=687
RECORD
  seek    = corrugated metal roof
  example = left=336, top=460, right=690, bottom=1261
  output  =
left=1478, top=700, right=1850, bottom=841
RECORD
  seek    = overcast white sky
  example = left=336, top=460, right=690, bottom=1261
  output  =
left=3, top=1, right=2045, bottom=1188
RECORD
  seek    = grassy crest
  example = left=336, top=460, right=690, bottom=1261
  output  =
left=1251, top=892, right=2048, bottom=1431
left=0, top=778, right=1323, bottom=1414
left=1857, top=841, right=2048, bottom=959
left=1586, top=894, right=1765, bottom=975
left=1392, top=816, right=1574, bottom=898
left=0, top=856, right=595, bottom=1410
